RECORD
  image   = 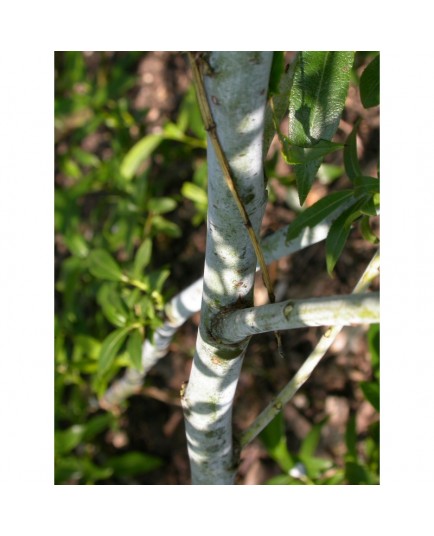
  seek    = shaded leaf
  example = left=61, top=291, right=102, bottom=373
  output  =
left=360, top=381, right=380, bottom=412
left=97, top=284, right=129, bottom=327
left=360, top=54, right=380, bottom=108
left=259, top=412, right=295, bottom=472
left=81, top=413, right=114, bottom=442
left=299, top=417, right=328, bottom=459
left=88, top=249, right=126, bottom=282
left=286, top=189, right=354, bottom=241
left=97, top=326, right=132, bottom=377
left=368, top=324, right=380, bottom=378
left=55, top=455, right=113, bottom=484
left=127, top=329, right=143, bottom=370
left=325, top=198, right=365, bottom=274
left=282, top=139, right=344, bottom=165
left=360, top=216, right=379, bottom=244
left=344, top=120, right=362, bottom=181
left=268, top=52, right=285, bottom=96
left=106, top=451, right=163, bottom=477
left=55, top=425, right=85, bottom=455
left=360, top=195, right=378, bottom=216
left=345, top=460, right=371, bottom=484
left=345, top=414, right=358, bottom=461
left=120, top=134, right=163, bottom=180
left=353, top=176, right=380, bottom=197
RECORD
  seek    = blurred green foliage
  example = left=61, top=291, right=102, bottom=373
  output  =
left=55, top=52, right=207, bottom=483
left=55, top=51, right=378, bottom=485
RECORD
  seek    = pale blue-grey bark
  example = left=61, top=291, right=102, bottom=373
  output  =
left=181, top=52, right=273, bottom=484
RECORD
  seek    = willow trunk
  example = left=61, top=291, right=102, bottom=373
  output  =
left=182, top=52, right=273, bottom=485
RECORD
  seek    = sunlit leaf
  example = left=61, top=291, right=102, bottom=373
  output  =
left=181, top=181, right=208, bottom=205
left=148, top=197, right=177, bottom=214
left=120, top=134, right=163, bottom=180
left=288, top=51, right=355, bottom=203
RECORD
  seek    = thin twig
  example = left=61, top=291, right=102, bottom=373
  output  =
left=239, top=250, right=380, bottom=448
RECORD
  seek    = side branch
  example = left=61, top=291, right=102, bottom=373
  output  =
left=100, top=207, right=353, bottom=408
left=239, top=250, right=380, bottom=448
left=215, top=292, right=379, bottom=343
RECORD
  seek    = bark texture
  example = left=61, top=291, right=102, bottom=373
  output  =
left=182, top=52, right=273, bottom=484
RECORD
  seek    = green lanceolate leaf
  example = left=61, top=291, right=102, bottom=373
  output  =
left=259, top=412, right=295, bottom=473
left=353, top=176, right=380, bottom=197
left=360, top=216, right=379, bottom=244
left=268, top=52, right=285, bottom=96
left=97, top=284, right=129, bottom=327
left=133, top=238, right=152, bottom=278
left=368, top=324, right=380, bottom=379
left=151, top=216, right=182, bottom=238
left=97, top=326, right=132, bottom=377
left=344, top=120, right=362, bottom=181
left=360, top=381, right=380, bottom=412
left=106, top=452, right=163, bottom=477
left=282, top=139, right=344, bottom=165
left=325, top=198, right=366, bottom=274
left=345, top=414, right=358, bottom=461
left=88, top=249, right=127, bottom=282
left=181, top=181, right=208, bottom=205
left=360, top=54, right=380, bottom=108
left=288, top=51, right=355, bottom=204
left=120, top=134, right=163, bottom=180
left=286, top=189, right=354, bottom=241
left=147, top=197, right=177, bottom=214
left=127, top=329, right=143, bottom=370
left=360, top=195, right=378, bottom=217
left=299, top=417, right=328, bottom=459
